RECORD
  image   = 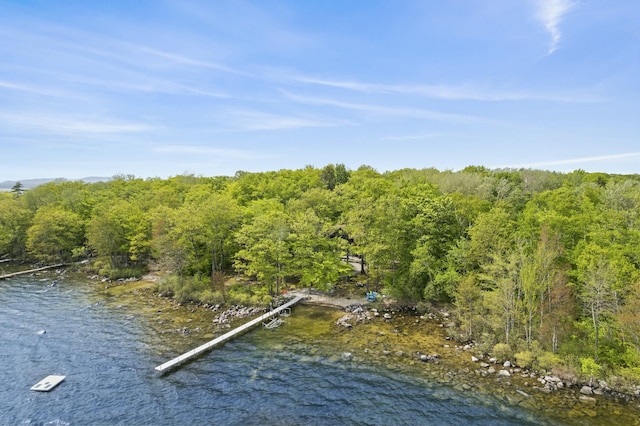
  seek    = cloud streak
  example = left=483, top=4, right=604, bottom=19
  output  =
left=0, top=80, right=71, bottom=98
left=536, top=0, right=576, bottom=55
left=515, top=152, right=640, bottom=169
left=282, top=91, right=495, bottom=124
left=291, top=75, right=595, bottom=103
left=216, top=109, right=355, bottom=132
left=62, top=75, right=231, bottom=99
left=153, top=145, right=262, bottom=159
left=131, top=46, right=252, bottom=77
left=0, top=113, right=151, bottom=136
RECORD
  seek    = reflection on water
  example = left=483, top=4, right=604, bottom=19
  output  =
left=0, top=273, right=636, bottom=425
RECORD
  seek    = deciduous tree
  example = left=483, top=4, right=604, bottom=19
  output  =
left=26, top=206, right=84, bottom=262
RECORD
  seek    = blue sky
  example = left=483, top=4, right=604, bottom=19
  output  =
left=1, top=0, right=639, bottom=181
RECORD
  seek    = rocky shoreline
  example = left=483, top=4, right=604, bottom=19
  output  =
left=89, top=273, right=640, bottom=422
left=328, top=299, right=640, bottom=411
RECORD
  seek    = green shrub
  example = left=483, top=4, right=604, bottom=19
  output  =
left=156, top=275, right=272, bottom=307
left=614, top=367, right=640, bottom=385
left=71, top=246, right=89, bottom=261
left=226, top=283, right=271, bottom=307
left=492, top=343, right=513, bottom=362
left=475, top=333, right=497, bottom=355
left=156, top=275, right=178, bottom=297
left=415, top=301, right=432, bottom=315
left=580, top=357, right=602, bottom=380
left=551, top=364, right=579, bottom=385
left=536, top=351, right=562, bottom=371
left=514, top=350, right=534, bottom=369
left=158, top=275, right=210, bottom=304
left=621, top=346, right=640, bottom=369
left=92, top=259, right=107, bottom=271
left=104, top=265, right=148, bottom=280
left=198, top=289, right=225, bottom=305
left=227, top=291, right=250, bottom=306
left=174, top=279, right=199, bottom=304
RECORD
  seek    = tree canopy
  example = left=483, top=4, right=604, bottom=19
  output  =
left=2, top=165, right=640, bottom=382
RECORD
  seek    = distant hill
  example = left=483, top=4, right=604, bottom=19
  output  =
left=0, top=177, right=110, bottom=191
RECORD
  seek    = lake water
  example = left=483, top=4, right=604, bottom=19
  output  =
left=0, top=272, right=625, bottom=425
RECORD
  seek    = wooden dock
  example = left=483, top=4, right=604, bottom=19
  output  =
left=155, top=296, right=304, bottom=373
left=0, top=264, right=67, bottom=280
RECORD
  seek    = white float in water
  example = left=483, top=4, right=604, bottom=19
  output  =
left=30, top=375, right=65, bottom=392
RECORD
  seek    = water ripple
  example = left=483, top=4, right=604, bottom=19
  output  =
left=0, top=275, right=557, bottom=425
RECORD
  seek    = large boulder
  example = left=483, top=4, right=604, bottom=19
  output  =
left=580, top=386, right=593, bottom=395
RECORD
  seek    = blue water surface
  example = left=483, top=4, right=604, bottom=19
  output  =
left=0, top=274, right=556, bottom=425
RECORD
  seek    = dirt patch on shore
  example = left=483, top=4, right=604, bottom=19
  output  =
left=284, top=288, right=367, bottom=308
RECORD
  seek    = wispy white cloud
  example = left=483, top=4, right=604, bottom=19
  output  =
left=535, top=0, right=577, bottom=55
left=282, top=91, right=494, bottom=124
left=130, top=46, right=252, bottom=77
left=153, top=145, right=262, bottom=159
left=62, top=75, right=231, bottom=99
left=291, top=75, right=595, bottom=102
left=0, top=80, right=82, bottom=99
left=514, top=152, right=640, bottom=168
left=1, top=24, right=252, bottom=82
left=380, top=133, right=449, bottom=141
left=218, top=109, right=355, bottom=131
left=0, top=113, right=151, bottom=136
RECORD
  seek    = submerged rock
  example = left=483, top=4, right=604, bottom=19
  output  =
left=420, top=354, right=440, bottom=363
left=579, top=395, right=597, bottom=404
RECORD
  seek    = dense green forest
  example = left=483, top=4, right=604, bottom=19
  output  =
left=2, top=165, right=640, bottom=385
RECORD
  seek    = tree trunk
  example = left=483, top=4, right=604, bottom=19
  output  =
left=592, top=306, right=600, bottom=354
left=505, top=320, right=510, bottom=345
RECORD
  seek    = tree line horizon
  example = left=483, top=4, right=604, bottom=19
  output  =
left=1, top=163, right=640, bottom=384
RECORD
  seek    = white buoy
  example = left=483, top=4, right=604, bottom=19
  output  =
left=30, top=375, right=65, bottom=392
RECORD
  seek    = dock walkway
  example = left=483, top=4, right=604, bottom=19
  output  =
left=155, top=296, right=304, bottom=373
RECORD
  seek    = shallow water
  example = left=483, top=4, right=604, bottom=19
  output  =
left=0, top=272, right=635, bottom=425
